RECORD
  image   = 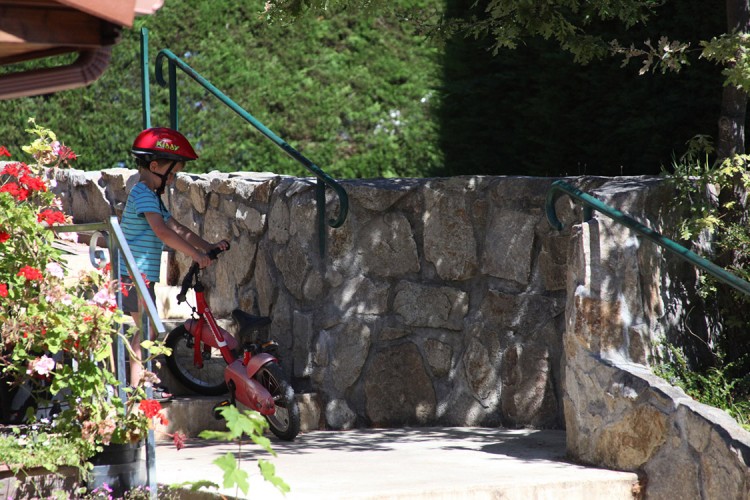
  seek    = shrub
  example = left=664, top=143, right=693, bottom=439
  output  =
left=0, top=121, right=175, bottom=477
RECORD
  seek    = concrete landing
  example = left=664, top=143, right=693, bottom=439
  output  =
left=154, top=427, right=640, bottom=499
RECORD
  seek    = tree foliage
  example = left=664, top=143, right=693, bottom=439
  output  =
left=0, top=0, right=444, bottom=179
left=0, top=0, right=741, bottom=178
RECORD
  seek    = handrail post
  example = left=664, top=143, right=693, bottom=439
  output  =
left=316, top=179, right=326, bottom=255
left=140, top=28, right=151, bottom=130
left=168, top=60, right=178, bottom=129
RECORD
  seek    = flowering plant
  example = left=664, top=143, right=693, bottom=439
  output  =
left=0, top=121, right=177, bottom=476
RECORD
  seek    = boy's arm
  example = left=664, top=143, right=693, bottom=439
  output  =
left=144, top=212, right=211, bottom=267
left=165, top=217, right=229, bottom=252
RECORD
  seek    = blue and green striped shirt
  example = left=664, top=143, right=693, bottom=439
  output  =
left=119, top=182, right=171, bottom=282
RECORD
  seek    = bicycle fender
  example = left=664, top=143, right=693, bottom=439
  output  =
left=224, top=359, right=275, bottom=415
left=185, top=318, right=239, bottom=351
left=245, top=352, right=277, bottom=378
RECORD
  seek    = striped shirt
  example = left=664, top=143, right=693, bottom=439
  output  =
left=119, top=182, right=170, bottom=282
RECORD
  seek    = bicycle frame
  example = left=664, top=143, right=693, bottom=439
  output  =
left=184, top=289, right=238, bottom=368
left=181, top=264, right=277, bottom=415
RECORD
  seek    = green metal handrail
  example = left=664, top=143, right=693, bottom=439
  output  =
left=545, top=179, right=750, bottom=297
left=150, top=46, right=348, bottom=255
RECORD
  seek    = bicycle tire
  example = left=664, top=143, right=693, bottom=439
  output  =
left=165, top=324, right=228, bottom=396
left=254, top=362, right=300, bottom=441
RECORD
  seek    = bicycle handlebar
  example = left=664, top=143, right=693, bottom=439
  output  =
left=176, top=243, right=230, bottom=303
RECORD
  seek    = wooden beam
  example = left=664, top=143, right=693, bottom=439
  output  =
left=56, top=0, right=137, bottom=27
left=0, top=6, right=119, bottom=48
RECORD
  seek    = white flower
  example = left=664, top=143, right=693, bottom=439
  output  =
left=45, top=262, right=64, bottom=279
left=90, top=287, right=116, bottom=309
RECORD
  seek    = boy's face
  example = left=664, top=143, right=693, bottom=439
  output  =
left=151, top=160, right=185, bottom=185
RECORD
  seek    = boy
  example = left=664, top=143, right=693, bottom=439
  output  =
left=120, top=127, right=228, bottom=399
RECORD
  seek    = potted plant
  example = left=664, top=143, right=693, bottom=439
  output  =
left=0, top=120, right=178, bottom=496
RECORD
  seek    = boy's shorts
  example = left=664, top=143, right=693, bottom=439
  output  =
left=119, top=276, right=156, bottom=315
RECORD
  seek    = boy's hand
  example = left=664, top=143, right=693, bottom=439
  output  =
left=213, top=240, right=230, bottom=251
left=193, top=251, right=211, bottom=268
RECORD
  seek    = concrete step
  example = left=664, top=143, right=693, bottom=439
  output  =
left=155, top=427, right=641, bottom=499
left=154, top=392, right=323, bottom=442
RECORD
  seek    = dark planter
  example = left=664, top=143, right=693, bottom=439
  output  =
left=87, top=441, right=146, bottom=496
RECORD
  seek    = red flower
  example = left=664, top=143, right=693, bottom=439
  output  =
left=0, top=182, right=20, bottom=197
left=138, top=399, right=162, bottom=419
left=17, top=265, right=44, bottom=281
left=0, top=231, right=9, bottom=243
left=0, top=182, right=30, bottom=201
left=20, top=174, right=47, bottom=192
left=1, top=163, right=20, bottom=177
left=15, top=188, right=29, bottom=202
left=0, top=283, right=8, bottom=297
left=38, top=209, right=66, bottom=225
left=0, top=146, right=10, bottom=157
left=56, top=144, right=77, bottom=162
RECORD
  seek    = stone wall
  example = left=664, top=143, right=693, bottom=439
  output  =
left=54, top=169, right=571, bottom=430
left=556, top=178, right=750, bottom=499
left=53, top=168, right=750, bottom=498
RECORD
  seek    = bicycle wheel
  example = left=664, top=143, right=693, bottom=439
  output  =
left=165, top=325, right=228, bottom=396
left=254, top=362, right=300, bottom=441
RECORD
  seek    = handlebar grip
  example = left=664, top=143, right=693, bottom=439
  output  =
left=207, top=242, right=230, bottom=260
left=176, top=243, right=229, bottom=303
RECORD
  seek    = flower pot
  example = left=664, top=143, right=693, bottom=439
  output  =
left=87, top=441, right=146, bottom=496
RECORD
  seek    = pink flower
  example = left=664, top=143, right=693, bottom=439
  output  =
left=90, top=287, right=116, bottom=309
left=173, top=431, right=186, bottom=450
left=27, top=355, right=55, bottom=376
left=45, top=262, right=65, bottom=279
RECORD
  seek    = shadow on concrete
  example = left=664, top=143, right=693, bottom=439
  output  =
left=175, top=427, right=568, bottom=464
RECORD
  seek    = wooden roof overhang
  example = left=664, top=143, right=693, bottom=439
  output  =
left=0, top=0, right=163, bottom=99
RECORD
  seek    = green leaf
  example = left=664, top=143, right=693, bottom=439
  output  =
left=220, top=405, right=268, bottom=440
left=259, top=459, right=291, bottom=494
left=214, top=452, right=250, bottom=495
left=199, top=429, right=233, bottom=441
left=169, top=479, right=220, bottom=492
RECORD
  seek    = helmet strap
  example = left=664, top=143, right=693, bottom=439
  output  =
left=151, top=160, right=177, bottom=196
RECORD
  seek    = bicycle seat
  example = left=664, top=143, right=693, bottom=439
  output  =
left=232, top=309, right=272, bottom=338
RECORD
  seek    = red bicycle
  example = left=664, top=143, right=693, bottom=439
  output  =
left=164, top=247, right=300, bottom=440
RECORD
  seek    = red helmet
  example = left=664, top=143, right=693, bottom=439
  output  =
left=131, top=127, right=198, bottom=162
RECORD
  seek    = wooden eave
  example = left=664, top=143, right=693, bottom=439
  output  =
left=0, top=0, right=163, bottom=99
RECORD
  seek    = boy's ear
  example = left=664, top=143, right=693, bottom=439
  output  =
left=148, top=160, right=160, bottom=171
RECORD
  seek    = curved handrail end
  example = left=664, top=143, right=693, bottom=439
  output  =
left=545, top=180, right=567, bottom=231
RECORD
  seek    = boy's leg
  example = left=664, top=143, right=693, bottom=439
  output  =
left=121, top=277, right=157, bottom=387
left=128, top=286, right=172, bottom=400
